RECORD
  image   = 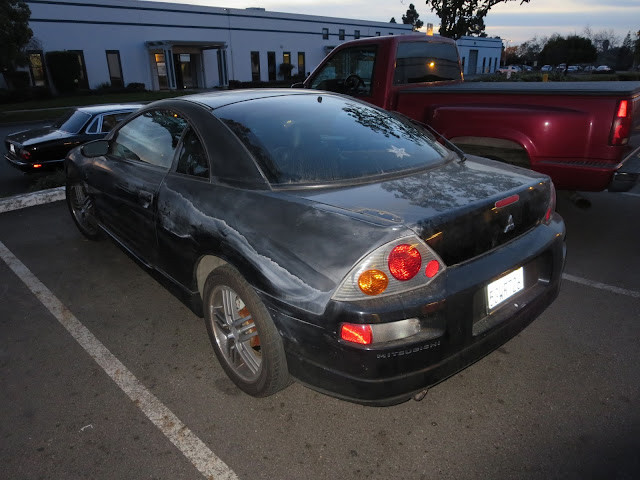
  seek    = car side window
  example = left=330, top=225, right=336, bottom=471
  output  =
left=101, top=113, right=130, bottom=133
left=175, top=128, right=209, bottom=179
left=310, top=46, right=376, bottom=96
left=109, top=110, right=187, bottom=169
left=85, top=116, right=100, bottom=134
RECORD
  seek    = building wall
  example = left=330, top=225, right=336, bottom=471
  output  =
left=455, top=36, right=503, bottom=75
left=26, top=0, right=414, bottom=90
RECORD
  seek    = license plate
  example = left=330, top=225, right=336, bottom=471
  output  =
left=487, top=267, right=524, bottom=310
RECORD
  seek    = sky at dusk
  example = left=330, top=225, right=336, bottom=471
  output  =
left=148, top=0, right=640, bottom=45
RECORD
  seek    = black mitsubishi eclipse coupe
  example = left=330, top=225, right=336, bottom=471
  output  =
left=65, top=90, right=566, bottom=405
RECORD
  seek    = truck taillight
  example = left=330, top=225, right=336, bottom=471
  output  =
left=609, top=99, right=631, bottom=146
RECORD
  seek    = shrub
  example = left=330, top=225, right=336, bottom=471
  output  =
left=126, top=82, right=146, bottom=91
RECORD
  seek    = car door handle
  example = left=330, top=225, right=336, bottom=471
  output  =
left=138, top=191, right=154, bottom=208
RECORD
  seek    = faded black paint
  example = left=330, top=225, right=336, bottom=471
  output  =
left=65, top=91, right=566, bottom=404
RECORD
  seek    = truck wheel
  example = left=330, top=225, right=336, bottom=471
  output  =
left=203, top=265, right=291, bottom=397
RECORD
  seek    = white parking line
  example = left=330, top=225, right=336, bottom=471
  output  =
left=0, top=187, right=66, bottom=214
left=0, top=240, right=238, bottom=480
left=562, top=273, right=640, bottom=299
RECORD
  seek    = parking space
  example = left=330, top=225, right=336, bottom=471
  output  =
left=1, top=190, right=639, bottom=479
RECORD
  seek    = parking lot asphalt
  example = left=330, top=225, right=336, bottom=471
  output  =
left=1, top=188, right=639, bottom=479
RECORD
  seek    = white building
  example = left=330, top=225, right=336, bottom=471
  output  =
left=21, top=0, right=503, bottom=91
left=456, top=36, right=503, bottom=76
left=23, top=0, right=413, bottom=91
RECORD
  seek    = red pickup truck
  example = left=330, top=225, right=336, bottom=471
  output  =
left=303, top=35, right=640, bottom=192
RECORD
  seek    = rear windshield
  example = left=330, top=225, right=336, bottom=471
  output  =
left=52, top=110, right=92, bottom=133
left=394, top=42, right=461, bottom=84
left=216, top=94, right=449, bottom=185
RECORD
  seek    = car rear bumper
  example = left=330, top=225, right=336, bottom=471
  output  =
left=266, top=216, right=566, bottom=405
left=4, top=153, right=64, bottom=172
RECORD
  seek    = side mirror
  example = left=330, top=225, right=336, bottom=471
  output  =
left=81, top=140, right=109, bottom=158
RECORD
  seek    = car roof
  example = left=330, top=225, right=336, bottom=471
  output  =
left=76, top=104, right=144, bottom=114
left=174, top=89, right=324, bottom=110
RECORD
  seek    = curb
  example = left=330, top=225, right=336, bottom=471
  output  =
left=0, top=187, right=66, bottom=214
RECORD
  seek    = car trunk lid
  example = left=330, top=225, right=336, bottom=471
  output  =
left=290, top=156, right=552, bottom=266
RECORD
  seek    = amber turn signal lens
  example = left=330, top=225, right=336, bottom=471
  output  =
left=358, top=269, right=389, bottom=296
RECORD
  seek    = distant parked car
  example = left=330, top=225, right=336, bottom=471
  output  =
left=595, top=65, right=612, bottom=73
left=497, top=65, right=521, bottom=74
left=567, top=65, right=581, bottom=73
left=4, top=104, right=142, bottom=172
left=584, top=65, right=597, bottom=73
left=556, top=63, right=567, bottom=72
left=540, top=65, right=553, bottom=72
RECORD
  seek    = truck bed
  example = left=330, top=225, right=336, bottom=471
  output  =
left=401, top=81, right=640, bottom=97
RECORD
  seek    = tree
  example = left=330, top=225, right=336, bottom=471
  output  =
left=539, top=35, right=597, bottom=69
left=0, top=0, right=33, bottom=73
left=425, top=0, right=530, bottom=39
left=583, top=26, right=619, bottom=53
left=390, top=17, right=397, bottom=23
left=402, top=4, right=424, bottom=32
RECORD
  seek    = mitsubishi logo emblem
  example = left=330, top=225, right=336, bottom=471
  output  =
left=504, top=214, right=515, bottom=233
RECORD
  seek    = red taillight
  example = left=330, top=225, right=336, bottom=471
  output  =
left=544, top=182, right=556, bottom=224
left=20, top=149, right=31, bottom=161
left=32, top=164, right=43, bottom=169
left=388, top=244, right=422, bottom=281
left=610, top=99, right=631, bottom=146
left=425, top=259, right=440, bottom=278
left=340, top=324, right=372, bottom=345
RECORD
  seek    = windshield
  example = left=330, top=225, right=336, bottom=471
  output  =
left=52, top=110, right=92, bottom=133
left=394, top=42, right=461, bottom=84
left=217, top=94, right=450, bottom=185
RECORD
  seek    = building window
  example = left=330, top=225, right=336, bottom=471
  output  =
left=154, top=53, right=168, bottom=90
left=106, top=50, right=124, bottom=88
left=339, top=29, right=345, bottom=40
left=250, top=51, right=261, bottom=81
left=297, top=52, right=306, bottom=78
left=27, top=51, right=47, bottom=87
left=282, top=51, right=292, bottom=79
left=322, top=28, right=329, bottom=40
left=267, top=51, right=276, bottom=81
left=375, top=32, right=381, bottom=36
left=70, top=50, right=89, bottom=89
left=354, top=30, right=360, bottom=39
left=482, top=57, right=486, bottom=73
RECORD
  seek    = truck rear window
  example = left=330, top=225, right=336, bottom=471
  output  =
left=394, top=42, right=461, bottom=84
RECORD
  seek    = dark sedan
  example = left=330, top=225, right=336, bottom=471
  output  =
left=5, top=104, right=142, bottom=172
left=65, top=90, right=566, bottom=405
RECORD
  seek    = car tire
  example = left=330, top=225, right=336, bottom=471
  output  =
left=203, top=265, right=291, bottom=397
left=66, top=180, right=101, bottom=240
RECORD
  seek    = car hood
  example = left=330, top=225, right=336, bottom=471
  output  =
left=290, top=156, right=552, bottom=265
left=5, top=127, right=72, bottom=147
